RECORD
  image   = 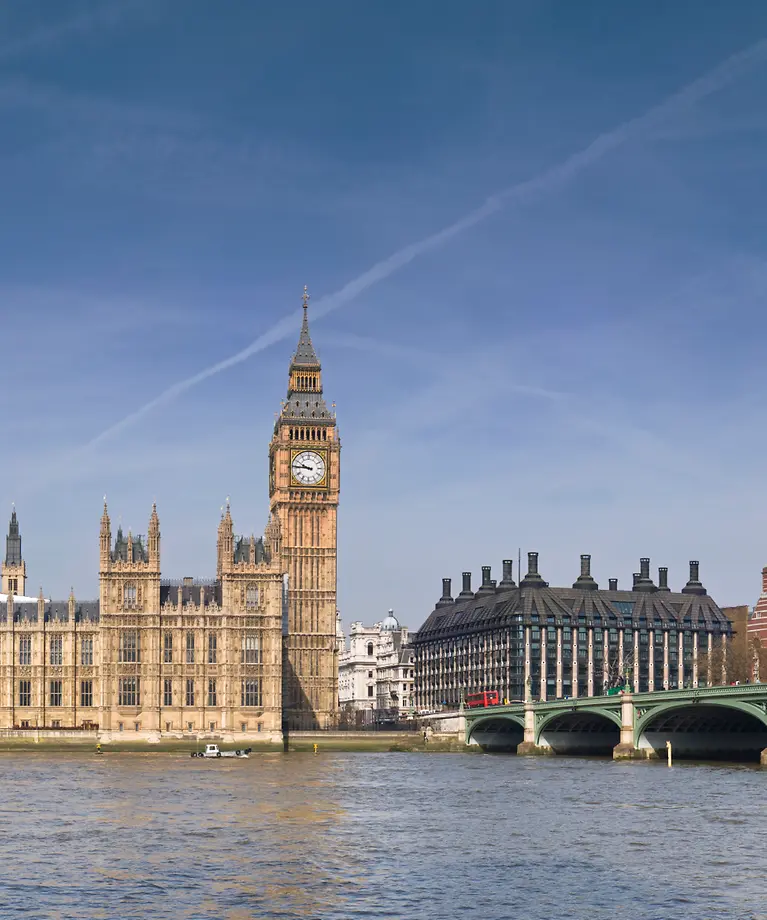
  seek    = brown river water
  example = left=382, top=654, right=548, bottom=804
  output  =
left=0, top=751, right=764, bottom=919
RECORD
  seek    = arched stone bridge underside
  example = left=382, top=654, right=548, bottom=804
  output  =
left=465, top=685, right=767, bottom=761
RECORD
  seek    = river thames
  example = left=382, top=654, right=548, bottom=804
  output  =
left=0, top=752, right=764, bottom=919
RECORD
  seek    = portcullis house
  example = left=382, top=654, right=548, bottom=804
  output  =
left=413, top=552, right=732, bottom=710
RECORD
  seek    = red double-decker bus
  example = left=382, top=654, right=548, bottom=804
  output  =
left=465, top=690, right=499, bottom=708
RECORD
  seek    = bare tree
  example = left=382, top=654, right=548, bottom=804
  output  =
left=698, top=636, right=764, bottom=686
left=602, top=649, right=636, bottom=692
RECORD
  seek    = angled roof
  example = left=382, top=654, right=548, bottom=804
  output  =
left=414, top=560, right=732, bottom=644
left=281, top=393, right=333, bottom=421
left=0, top=599, right=100, bottom=623
left=290, top=294, right=320, bottom=369
left=281, top=290, right=334, bottom=422
left=160, top=579, right=221, bottom=607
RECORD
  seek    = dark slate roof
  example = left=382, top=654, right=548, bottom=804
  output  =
left=10, top=601, right=38, bottom=623
left=291, top=305, right=320, bottom=369
left=414, top=576, right=732, bottom=644
left=78, top=602, right=101, bottom=622
left=111, top=528, right=148, bottom=563
left=234, top=536, right=266, bottom=565
left=160, top=580, right=221, bottom=607
left=281, top=393, right=333, bottom=421
left=0, top=600, right=100, bottom=624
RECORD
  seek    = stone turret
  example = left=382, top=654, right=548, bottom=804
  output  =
left=2, top=507, right=27, bottom=596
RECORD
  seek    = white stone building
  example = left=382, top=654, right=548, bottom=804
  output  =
left=338, top=611, right=415, bottom=724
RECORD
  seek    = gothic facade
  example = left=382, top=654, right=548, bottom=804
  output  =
left=0, top=290, right=340, bottom=738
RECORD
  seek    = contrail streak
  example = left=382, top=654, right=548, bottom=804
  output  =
left=84, top=38, right=767, bottom=450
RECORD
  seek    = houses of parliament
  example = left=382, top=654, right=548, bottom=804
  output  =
left=0, top=290, right=340, bottom=739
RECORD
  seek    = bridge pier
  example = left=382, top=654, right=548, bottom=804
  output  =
left=516, top=698, right=553, bottom=756
left=761, top=748, right=767, bottom=766
left=613, top=691, right=641, bottom=760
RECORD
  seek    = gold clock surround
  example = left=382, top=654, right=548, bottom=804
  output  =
left=290, top=447, right=328, bottom=488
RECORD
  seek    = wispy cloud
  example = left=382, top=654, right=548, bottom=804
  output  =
left=59, top=36, right=767, bottom=464
left=0, top=0, right=148, bottom=64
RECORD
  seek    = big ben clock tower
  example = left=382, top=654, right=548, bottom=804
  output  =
left=270, top=287, right=340, bottom=729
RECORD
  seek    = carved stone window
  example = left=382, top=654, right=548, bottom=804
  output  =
left=49, top=635, right=63, bottom=666
left=163, top=632, right=173, bottom=663
left=18, top=635, right=31, bottom=666
left=242, top=634, right=261, bottom=664
left=124, top=584, right=137, bottom=608
left=242, top=679, right=261, bottom=707
left=18, top=679, right=31, bottom=707
left=118, top=677, right=139, bottom=707
left=119, top=630, right=139, bottom=664
left=81, top=636, right=93, bottom=667
left=246, top=585, right=259, bottom=608
left=49, top=679, right=62, bottom=707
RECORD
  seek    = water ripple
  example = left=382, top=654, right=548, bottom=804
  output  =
left=0, top=752, right=764, bottom=919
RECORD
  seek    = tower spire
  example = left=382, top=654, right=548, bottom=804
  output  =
left=5, top=507, right=21, bottom=566
left=290, top=285, right=320, bottom=371
left=2, top=506, right=26, bottom=595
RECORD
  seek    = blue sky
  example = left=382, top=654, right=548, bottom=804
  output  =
left=2, top=1, right=767, bottom=624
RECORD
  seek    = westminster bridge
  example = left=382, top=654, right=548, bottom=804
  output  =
left=449, top=685, right=767, bottom=761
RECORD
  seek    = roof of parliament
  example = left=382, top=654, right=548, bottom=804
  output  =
left=414, top=552, right=732, bottom=643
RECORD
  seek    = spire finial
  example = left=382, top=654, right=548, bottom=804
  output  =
left=302, top=284, right=309, bottom=311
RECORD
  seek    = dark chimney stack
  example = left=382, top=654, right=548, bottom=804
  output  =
left=632, top=572, right=640, bottom=589
left=657, top=567, right=670, bottom=592
left=572, top=553, right=598, bottom=591
left=436, top=577, right=453, bottom=608
left=608, top=578, right=618, bottom=591
left=681, top=560, right=707, bottom=596
left=520, top=552, right=547, bottom=587
left=459, top=571, right=473, bottom=598
left=499, top=559, right=516, bottom=590
left=477, top=565, right=495, bottom=595
left=635, top=557, right=656, bottom=592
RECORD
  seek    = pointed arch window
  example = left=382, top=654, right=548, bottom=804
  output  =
left=242, top=633, right=261, bottom=664
left=124, top=584, right=137, bottom=608
left=246, top=585, right=259, bottom=608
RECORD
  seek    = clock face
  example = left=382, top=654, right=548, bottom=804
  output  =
left=291, top=450, right=326, bottom=486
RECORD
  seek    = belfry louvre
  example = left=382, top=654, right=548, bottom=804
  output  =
left=412, top=552, right=733, bottom=709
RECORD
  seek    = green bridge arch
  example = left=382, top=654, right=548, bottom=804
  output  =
left=534, top=706, right=622, bottom=746
left=634, top=697, right=767, bottom=746
left=467, top=713, right=525, bottom=746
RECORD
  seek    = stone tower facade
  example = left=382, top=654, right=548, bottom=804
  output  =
left=269, top=288, right=340, bottom=729
left=2, top=508, right=27, bottom=596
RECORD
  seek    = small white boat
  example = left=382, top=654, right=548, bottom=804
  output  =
left=191, top=743, right=251, bottom=759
